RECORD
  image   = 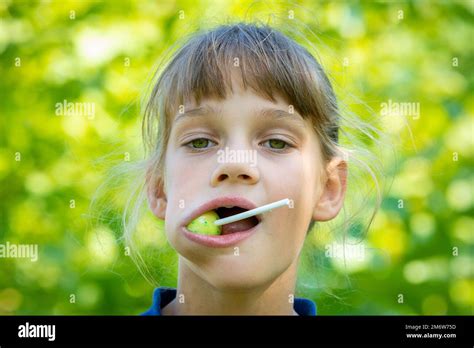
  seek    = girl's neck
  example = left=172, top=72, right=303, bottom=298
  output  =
left=162, top=258, right=299, bottom=315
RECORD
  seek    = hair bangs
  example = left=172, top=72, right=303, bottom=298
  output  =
left=161, top=23, right=331, bottom=124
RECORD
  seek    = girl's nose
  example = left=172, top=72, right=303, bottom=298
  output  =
left=210, top=161, right=260, bottom=186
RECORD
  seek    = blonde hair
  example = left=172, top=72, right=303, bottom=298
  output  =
left=97, top=21, right=387, bottom=287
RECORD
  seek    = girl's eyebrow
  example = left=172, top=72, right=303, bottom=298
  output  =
left=255, top=108, right=306, bottom=128
left=174, top=105, right=306, bottom=128
left=174, top=105, right=222, bottom=123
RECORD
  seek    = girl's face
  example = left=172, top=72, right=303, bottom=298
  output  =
left=152, top=83, right=334, bottom=291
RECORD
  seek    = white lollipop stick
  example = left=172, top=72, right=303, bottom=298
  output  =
left=214, top=198, right=291, bottom=226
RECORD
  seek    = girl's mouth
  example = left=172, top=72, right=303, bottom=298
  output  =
left=183, top=206, right=260, bottom=248
left=181, top=196, right=265, bottom=247
left=185, top=206, right=261, bottom=236
left=182, top=197, right=289, bottom=248
left=182, top=206, right=261, bottom=248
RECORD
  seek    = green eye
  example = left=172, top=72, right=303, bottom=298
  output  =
left=266, top=139, right=287, bottom=149
left=189, top=138, right=211, bottom=149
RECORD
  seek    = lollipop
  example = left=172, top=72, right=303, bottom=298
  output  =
left=186, top=211, right=221, bottom=235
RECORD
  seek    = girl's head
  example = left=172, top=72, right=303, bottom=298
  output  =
left=142, top=23, right=348, bottom=291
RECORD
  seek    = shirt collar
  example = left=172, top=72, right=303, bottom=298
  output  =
left=141, top=287, right=317, bottom=316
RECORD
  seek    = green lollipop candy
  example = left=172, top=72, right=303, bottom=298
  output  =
left=186, top=211, right=222, bottom=235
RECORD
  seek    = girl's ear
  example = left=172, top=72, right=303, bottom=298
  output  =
left=313, top=157, right=348, bottom=221
left=147, top=171, right=167, bottom=220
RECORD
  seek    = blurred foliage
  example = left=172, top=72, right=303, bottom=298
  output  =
left=0, top=0, right=472, bottom=315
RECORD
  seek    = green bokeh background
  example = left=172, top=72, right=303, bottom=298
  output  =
left=0, top=0, right=472, bottom=315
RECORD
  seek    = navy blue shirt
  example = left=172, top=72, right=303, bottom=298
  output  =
left=141, top=287, right=317, bottom=316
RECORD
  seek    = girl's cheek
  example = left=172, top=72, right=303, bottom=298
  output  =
left=275, top=158, right=307, bottom=192
left=168, top=154, right=206, bottom=190
left=284, top=159, right=317, bottom=221
left=164, top=156, right=211, bottom=227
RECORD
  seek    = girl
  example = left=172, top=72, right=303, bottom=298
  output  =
left=134, top=22, right=371, bottom=315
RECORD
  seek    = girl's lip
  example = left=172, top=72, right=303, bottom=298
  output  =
left=181, top=223, right=260, bottom=248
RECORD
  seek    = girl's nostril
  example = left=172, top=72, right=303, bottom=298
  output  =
left=217, top=174, right=228, bottom=181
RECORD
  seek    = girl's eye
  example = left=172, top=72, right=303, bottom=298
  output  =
left=186, top=138, right=216, bottom=149
left=262, top=139, right=290, bottom=150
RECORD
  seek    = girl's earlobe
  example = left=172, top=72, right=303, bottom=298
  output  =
left=147, top=177, right=167, bottom=220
